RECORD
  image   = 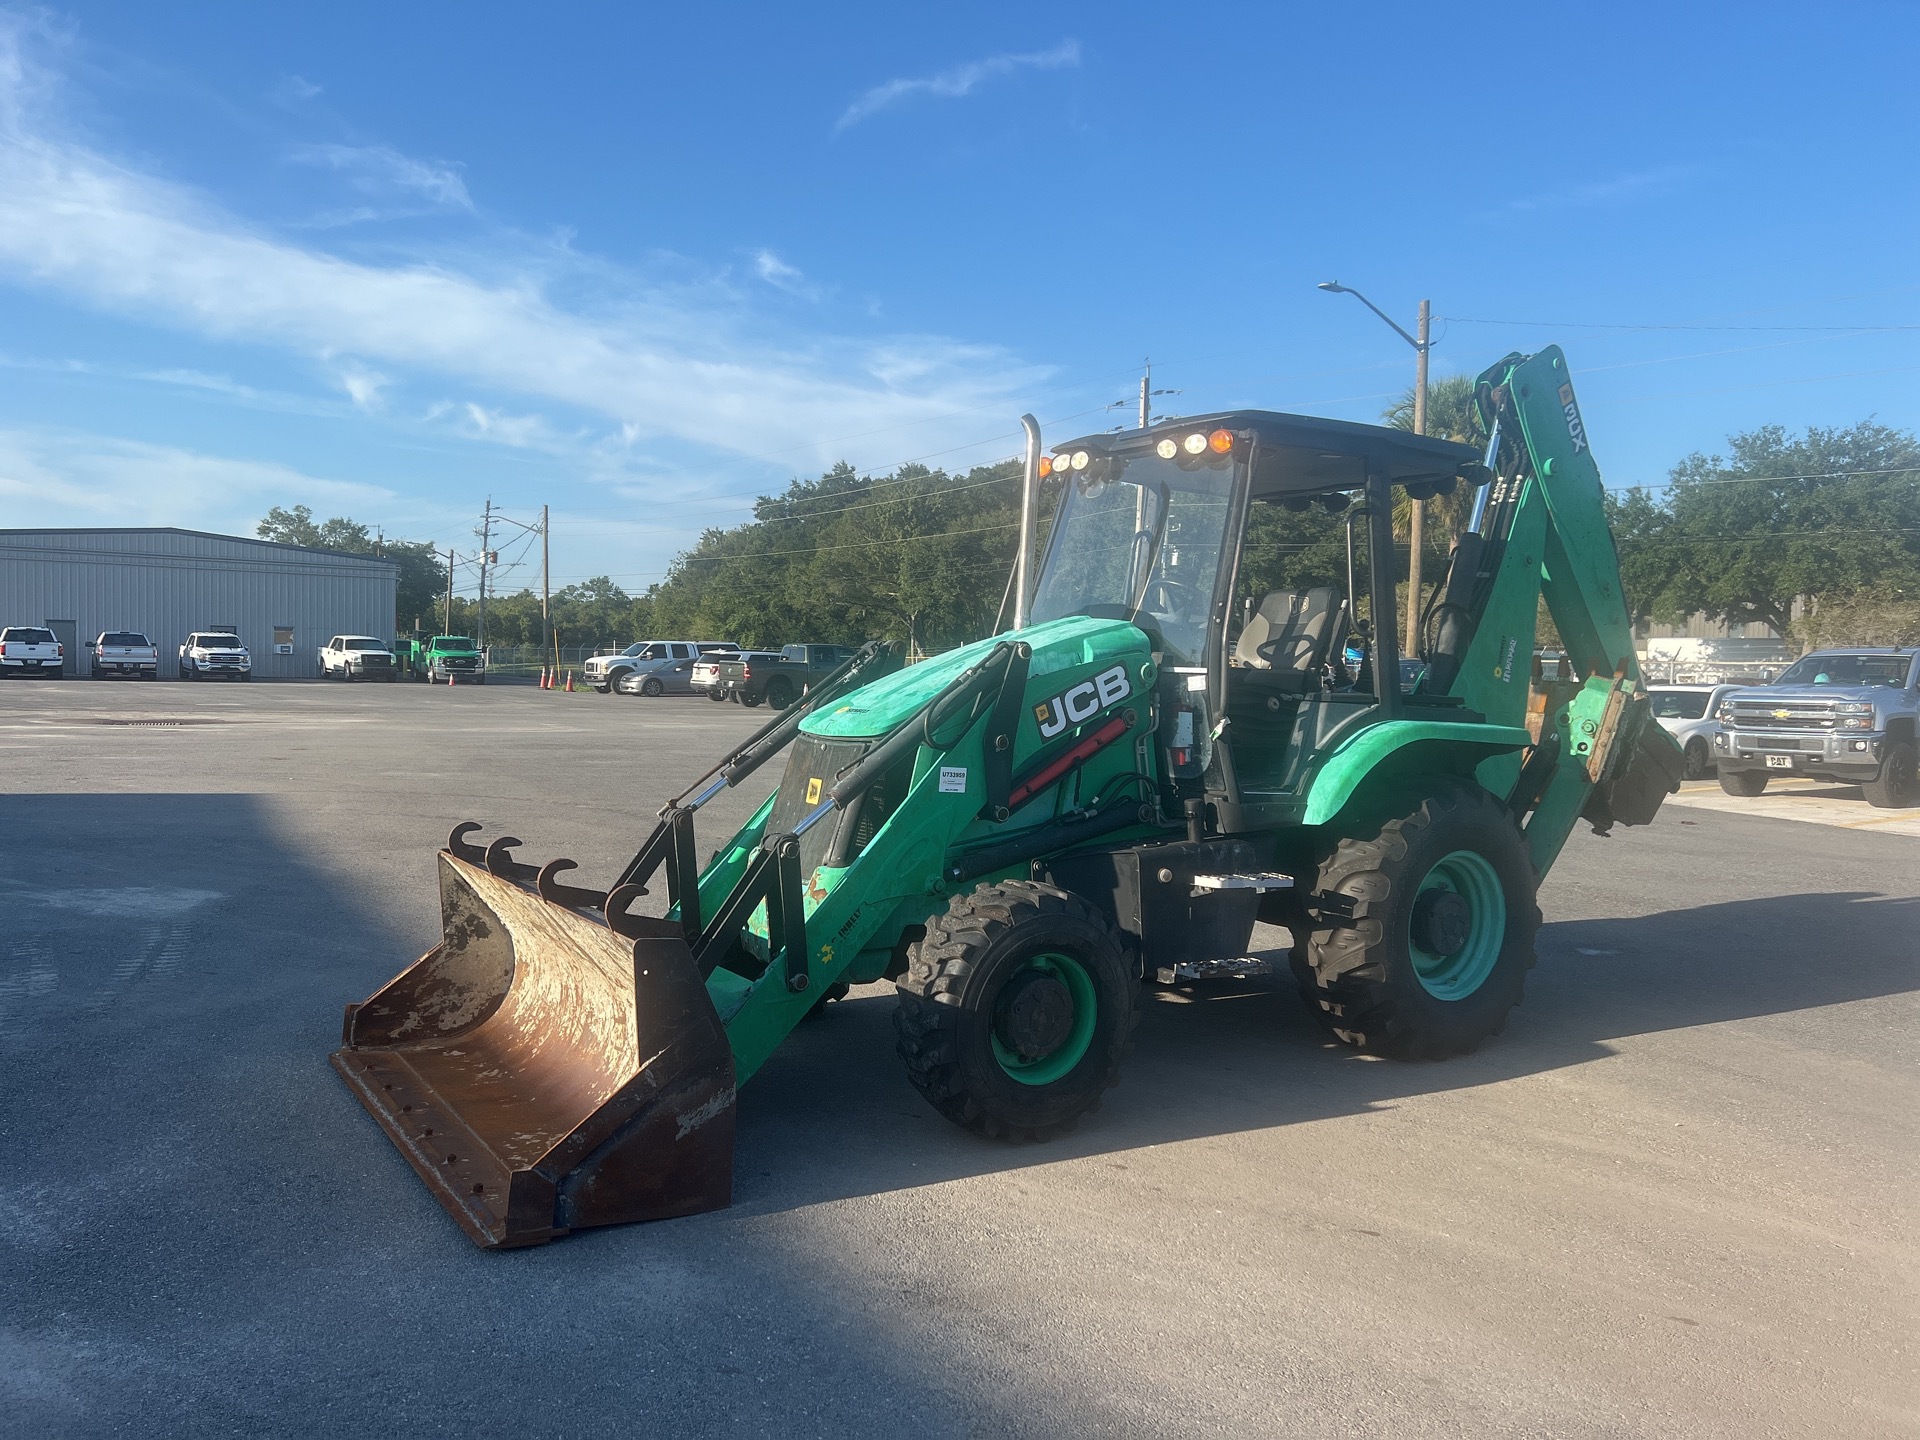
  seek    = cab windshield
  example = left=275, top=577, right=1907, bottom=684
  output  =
left=1775, top=654, right=1911, bottom=687
left=434, top=637, right=476, bottom=650
left=1029, top=452, right=1236, bottom=665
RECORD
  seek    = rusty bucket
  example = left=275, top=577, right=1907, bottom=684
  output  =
left=330, top=849, right=735, bottom=1248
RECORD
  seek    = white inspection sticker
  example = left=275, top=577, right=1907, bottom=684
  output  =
left=938, top=766, right=969, bottom=794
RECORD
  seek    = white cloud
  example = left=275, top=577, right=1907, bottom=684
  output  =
left=0, top=25, right=1043, bottom=477
left=335, top=364, right=387, bottom=410
left=288, top=141, right=472, bottom=211
left=751, top=247, right=822, bottom=300
left=270, top=74, right=322, bottom=106
left=1502, top=166, right=1692, bottom=214
left=836, top=40, right=1080, bottom=132
left=0, top=426, right=397, bottom=529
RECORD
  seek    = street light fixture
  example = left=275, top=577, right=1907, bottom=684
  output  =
left=1318, top=280, right=1433, bottom=656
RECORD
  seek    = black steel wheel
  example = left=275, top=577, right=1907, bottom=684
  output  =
left=766, top=676, right=796, bottom=711
left=1719, top=769, right=1768, bottom=797
left=1298, top=781, right=1539, bottom=1060
left=894, top=881, right=1137, bottom=1141
left=1864, top=740, right=1919, bottom=809
left=739, top=690, right=762, bottom=708
left=1682, top=738, right=1712, bottom=780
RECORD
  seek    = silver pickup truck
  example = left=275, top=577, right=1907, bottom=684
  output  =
left=88, top=631, right=160, bottom=681
left=1712, top=647, right=1919, bottom=807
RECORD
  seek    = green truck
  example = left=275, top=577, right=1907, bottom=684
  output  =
left=399, top=634, right=487, bottom=684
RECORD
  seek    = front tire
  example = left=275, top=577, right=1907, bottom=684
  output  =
left=641, top=676, right=664, bottom=697
left=1299, top=782, right=1539, bottom=1060
left=1682, top=738, right=1712, bottom=780
left=895, top=882, right=1137, bottom=1141
left=1719, top=769, right=1768, bottom=797
left=1864, top=740, right=1919, bottom=809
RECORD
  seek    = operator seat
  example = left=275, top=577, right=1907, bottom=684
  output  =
left=1234, top=588, right=1346, bottom=679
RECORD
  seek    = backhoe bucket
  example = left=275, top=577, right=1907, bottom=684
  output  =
left=330, top=851, right=735, bottom=1248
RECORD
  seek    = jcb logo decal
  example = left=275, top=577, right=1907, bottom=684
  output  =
left=1558, top=382, right=1589, bottom=455
left=1033, top=664, right=1131, bottom=739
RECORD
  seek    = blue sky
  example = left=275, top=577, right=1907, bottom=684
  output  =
left=0, top=2, right=1915, bottom=598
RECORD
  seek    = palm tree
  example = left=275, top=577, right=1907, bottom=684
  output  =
left=1384, top=374, right=1485, bottom=547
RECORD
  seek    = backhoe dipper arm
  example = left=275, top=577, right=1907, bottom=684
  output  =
left=1447, top=348, right=1682, bottom=875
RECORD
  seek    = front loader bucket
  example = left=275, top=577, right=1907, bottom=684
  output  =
left=330, top=851, right=735, bottom=1248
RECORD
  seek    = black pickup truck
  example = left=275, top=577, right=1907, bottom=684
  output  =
left=710, top=643, right=856, bottom=709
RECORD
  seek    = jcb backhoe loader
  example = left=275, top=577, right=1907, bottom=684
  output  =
left=334, top=347, right=1683, bottom=1247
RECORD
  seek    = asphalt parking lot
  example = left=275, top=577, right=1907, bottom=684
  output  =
left=2, top=680, right=1915, bottom=1438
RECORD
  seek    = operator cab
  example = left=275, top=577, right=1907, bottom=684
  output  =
left=1028, top=410, right=1488, bottom=830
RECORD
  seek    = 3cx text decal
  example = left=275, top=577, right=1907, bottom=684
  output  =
left=1034, top=663, right=1131, bottom=739
left=1557, top=382, right=1589, bottom=455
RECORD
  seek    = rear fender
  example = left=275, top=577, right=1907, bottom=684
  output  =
left=1300, top=720, right=1532, bottom=827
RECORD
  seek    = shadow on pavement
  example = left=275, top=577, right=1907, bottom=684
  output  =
left=729, top=887, right=1918, bottom=1217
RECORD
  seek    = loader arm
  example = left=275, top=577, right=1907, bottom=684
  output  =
left=1424, top=347, right=1682, bottom=876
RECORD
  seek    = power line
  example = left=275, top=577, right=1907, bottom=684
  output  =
left=1444, top=316, right=1920, bottom=333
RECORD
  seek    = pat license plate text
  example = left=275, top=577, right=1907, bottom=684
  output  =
left=1764, top=754, right=1795, bottom=769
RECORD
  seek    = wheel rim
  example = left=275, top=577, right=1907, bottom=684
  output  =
left=1408, top=849, right=1506, bottom=1001
left=989, top=951, right=1096, bottom=1086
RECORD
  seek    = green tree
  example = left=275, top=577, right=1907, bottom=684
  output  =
left=1619, top=421, right=1920, bottom=637
left=256, top=504, right=447, bottom=635
left=1384, top=373, right=1487, bottom=559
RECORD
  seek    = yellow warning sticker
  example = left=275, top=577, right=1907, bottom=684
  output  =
left=805, top=776, right=822, bottom=804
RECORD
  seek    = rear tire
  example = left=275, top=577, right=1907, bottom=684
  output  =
left=894, top=881, right=1137, bottom=1141
left=767, top=677, right=796, bottom=711
left=1863, top=740, right=1919, bottom=809
left=1298, top=782, right=1539, bottom=1060
left=739, top=691, right=762, bottom=708
left=1682, top=738, right=1711, bottom=780
left=707, top=689, right=728, bottom=703
left=1719, top=769, right=1768, bottom=797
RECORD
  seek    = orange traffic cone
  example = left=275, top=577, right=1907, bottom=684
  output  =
left=447, top=670, right=455, bottom=687
left=564, top=671, right=574, bottom=692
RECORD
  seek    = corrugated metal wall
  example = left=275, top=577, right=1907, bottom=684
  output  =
left=0, top=529, right=398, bottom=680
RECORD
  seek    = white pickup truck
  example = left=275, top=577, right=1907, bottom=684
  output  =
left=0, top=625, right=64, bottom=678
left=318, top=635, right=398, bottom=681
left=179, top=631, right=252, bottom=681
left=88, top=631, right=160, bottom=680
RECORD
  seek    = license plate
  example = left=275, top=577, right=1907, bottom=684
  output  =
left=1764, top=754, right=1795, bottom=769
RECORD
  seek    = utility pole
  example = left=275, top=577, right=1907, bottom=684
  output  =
left=540, top=503, right=551, bottom=668
left=476, top=497, right=493, bottom=650
left=1316, top=282, right=1435, bottom=657
left=1408, top=298, right=1431, bottom=657
left=443, top=547, right=455, bottom=636
left=1139, top=359, right=1151, bottom=430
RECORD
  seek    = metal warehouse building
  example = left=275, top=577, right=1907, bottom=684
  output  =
left=0, top=528, right=397, bottom=680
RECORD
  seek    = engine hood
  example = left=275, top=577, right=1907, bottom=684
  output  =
left=1746, top=684, right=1889, bottom=704
left=802, top=615, right=1151, bottom=740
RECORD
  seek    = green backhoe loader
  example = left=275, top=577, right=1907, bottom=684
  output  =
left=333, top=347, right=1684, bottom=1248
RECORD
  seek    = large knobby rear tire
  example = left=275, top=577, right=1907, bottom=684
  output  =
left=895, top=881, right=1137, bottom=1141
left=1299, top=782, right=1539, bottom=1060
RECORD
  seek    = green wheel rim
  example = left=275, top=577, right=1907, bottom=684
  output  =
left=990, top=951, right=1097, bottom=1086
left=1409, top=849, right=1506, bottom=1001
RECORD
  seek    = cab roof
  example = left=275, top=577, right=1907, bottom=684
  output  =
left=1056, top=409, right=1484, bottom=497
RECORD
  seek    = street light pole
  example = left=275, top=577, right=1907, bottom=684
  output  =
left=1317, top=282, right=1432, bottom=656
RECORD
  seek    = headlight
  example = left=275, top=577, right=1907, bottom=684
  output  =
left=1715, top=704, right=1734, bottom=721
left=1837, top=716, right=1874, bottom=729
left=1836, top=702, right=1874, bottom=714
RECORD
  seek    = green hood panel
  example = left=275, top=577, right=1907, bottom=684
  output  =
left=802, top=616, right=1151, bottom=739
